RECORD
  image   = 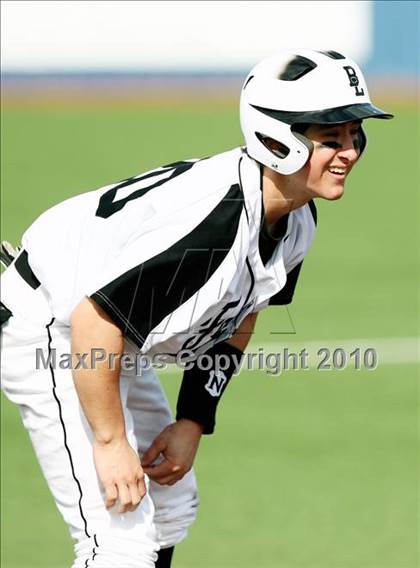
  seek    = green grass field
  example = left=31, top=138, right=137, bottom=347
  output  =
left=1, top=98, right=419, bottom=568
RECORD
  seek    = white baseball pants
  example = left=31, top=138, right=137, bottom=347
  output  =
left=1, top=265, right=199, bottom=568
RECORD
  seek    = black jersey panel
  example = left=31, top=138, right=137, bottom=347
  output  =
left=90, top=183, right=244, bottom=348
left=268, top=261, right=303, bottom=306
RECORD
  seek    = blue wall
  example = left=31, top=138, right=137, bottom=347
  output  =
left=366, top=1, right=419, bottom=75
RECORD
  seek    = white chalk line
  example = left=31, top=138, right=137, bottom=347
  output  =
left=248, top=336, right=420, bottom=366
left=157, top=337, right=419, bottom=373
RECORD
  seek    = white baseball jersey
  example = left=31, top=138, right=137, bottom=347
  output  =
left=21, top=147, right=316, bottom=360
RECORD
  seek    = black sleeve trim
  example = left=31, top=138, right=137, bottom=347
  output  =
left=269, top=261, right=303, bottom=306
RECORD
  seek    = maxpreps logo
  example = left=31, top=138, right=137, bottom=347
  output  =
left=343, top=66, right=365, bottom=96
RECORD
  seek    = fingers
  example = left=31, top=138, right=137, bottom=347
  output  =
left=116, top=483, right=131, bottom=514
left=104, top=482, right=118, bottom=510
left=94, top=439, right=148, bottom=514
left=137, top=475, right=147, bottom=499
left=142, top=437, right=166, bottom=467
left=128, top=474, right=147, bottom=512
left=143, top=459, right=185, bottom=486
left=152, top=472, right=184, bottom=486
left=143, top=459, right=179, bottom=479
left=106, top=473, right=147, bottom=514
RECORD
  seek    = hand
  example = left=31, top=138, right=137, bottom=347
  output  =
left=93, top=437, right=146, bottom=513
left=142, top=419, right=203, bottom=486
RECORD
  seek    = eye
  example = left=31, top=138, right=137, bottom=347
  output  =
left=321, top=141, right=341, bottom=149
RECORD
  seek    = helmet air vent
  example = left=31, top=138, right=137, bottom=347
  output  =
left=278, top=56, right=317, bottom=81
left=319, top=50, right=346, bottom=60
left=256, top=133, right=290, bottom=159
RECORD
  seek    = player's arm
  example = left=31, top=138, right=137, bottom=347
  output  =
left=70, top=297, right=146, bottom=513
left=175, top=311, right=258, bottom=433
left=142, top=312, right=258, bottom=485
left=226, top=311, right=258, bottom=351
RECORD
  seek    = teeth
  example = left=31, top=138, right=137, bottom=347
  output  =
left=329, top=167, right=346, bottom=174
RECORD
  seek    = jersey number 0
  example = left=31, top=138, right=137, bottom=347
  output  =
left=95, top=160, right=198, bottom=219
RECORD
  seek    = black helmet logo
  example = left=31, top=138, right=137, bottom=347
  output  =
left=343, top=66, right=365, bottom=96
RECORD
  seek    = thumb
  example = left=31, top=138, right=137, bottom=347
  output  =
left=142, top=436, right=166, bottom=467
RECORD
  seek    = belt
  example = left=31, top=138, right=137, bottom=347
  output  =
left=1, top=250, right=52, bottom=324
left=14, top=250, right=41, bottom=290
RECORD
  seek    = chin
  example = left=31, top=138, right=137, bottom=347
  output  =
left=321, top=184, right=345, bottom=201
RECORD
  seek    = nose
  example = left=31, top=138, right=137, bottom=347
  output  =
left=337, top=134, right=360, bottom=164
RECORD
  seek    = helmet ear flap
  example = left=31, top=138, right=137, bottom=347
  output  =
left=292, top=132, right=314, bottom=161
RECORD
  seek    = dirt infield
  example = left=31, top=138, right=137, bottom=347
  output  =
left=2, top=73, right=418, bottom=110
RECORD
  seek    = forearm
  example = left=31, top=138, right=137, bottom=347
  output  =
left=70, top=298, right=146, bottom=513
left=226, top=311, right=258, bottom=351
left=71, top=297, right=125, bottom=444
left=176, top=312, right=258, bottom=434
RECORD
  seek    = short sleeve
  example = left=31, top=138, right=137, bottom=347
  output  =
left=89, top=183, right=245, bottom=349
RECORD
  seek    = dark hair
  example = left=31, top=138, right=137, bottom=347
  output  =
left=291, top=123, right=310, bottom=135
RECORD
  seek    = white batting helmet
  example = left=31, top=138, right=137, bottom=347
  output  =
left=240, top=49, right=393, bottom=174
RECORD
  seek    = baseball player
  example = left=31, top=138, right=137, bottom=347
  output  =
left=0, top=49, right=392, bottom=567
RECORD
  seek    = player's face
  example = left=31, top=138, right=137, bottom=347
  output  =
left=295, top=121, right=362, bottom=201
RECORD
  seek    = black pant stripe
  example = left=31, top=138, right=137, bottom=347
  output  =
left=46, top=318, right=91, bottom=539
left=91, top=534, right=98, bottom=563
left=84, top=532, right=98, bottom=567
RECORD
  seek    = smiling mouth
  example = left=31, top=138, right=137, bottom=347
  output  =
left=328, top=167, right=347, bottom=177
